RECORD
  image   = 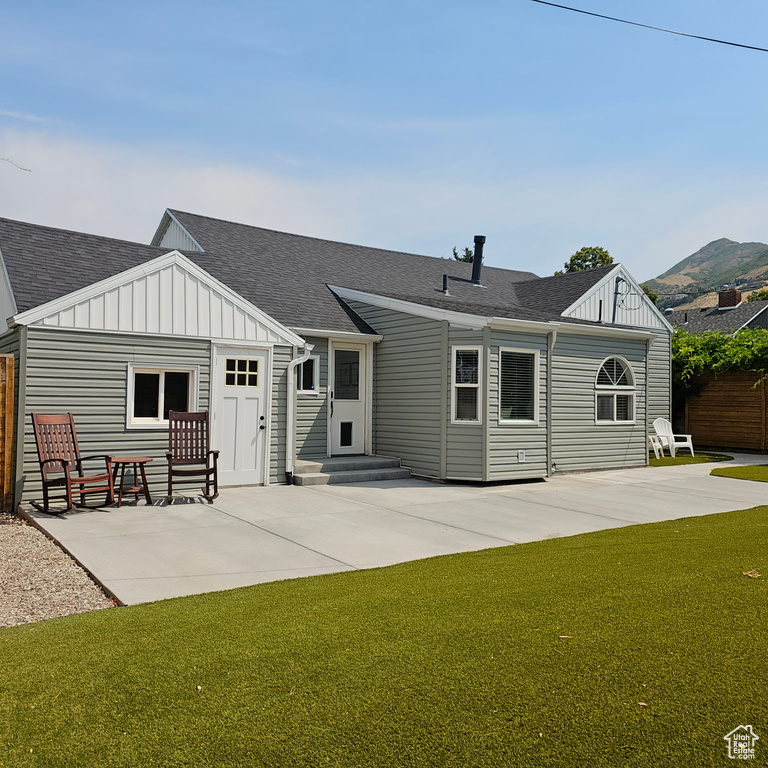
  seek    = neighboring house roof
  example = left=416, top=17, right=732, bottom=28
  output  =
left=666, top=301, right=768, bottom=333
left=0, top=211, right=632, bottom=336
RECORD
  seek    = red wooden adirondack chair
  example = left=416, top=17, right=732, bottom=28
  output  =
left=166, top=411, right=219, bottom=501
left=31, top=413, right=115, bottom=512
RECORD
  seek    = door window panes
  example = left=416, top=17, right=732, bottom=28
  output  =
left=226, top=358, right=259, bottom=388
left=335, top=350, right=360, bottom=400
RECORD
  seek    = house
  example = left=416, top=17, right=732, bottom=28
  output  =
left=665, top=288, right=768, bottom=333
left=0, top=211, right=673, bottom=506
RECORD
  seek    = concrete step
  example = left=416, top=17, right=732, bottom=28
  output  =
left=294, top=455, right=402, bottom=474
left=293, top=467, right=412, bottom=486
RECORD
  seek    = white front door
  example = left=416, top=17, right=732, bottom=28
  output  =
left=330, top=343, right=367, bottom=455
left=213, top=346, right=269, bottom=485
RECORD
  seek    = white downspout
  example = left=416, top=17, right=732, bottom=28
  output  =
left=285, top=343, right=314, bottom=483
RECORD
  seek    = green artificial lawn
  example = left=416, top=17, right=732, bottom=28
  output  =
left=712, top=464, right=768, bottom=483
left=2, top=509, right=767, bottom=768
left=649, top=451, right=733, bottom=467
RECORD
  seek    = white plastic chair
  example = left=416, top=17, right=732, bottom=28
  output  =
left=648, top=434, right=662, bottom=460
left=652, top=418, right=694, bottom=458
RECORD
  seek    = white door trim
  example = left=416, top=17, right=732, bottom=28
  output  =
left=210, top=343, right=273, bottom=486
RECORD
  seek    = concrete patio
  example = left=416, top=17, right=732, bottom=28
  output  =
left=20, top=454, right=768, bottom=605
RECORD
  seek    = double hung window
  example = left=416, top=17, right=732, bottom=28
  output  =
left=451, top=347, right=482, bottom=423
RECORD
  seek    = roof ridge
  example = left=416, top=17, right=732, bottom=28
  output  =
left=512, top=263, right=616, bottom=287
left=168, top=209, right=538, bottom=278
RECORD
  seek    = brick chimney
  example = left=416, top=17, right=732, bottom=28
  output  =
left=718, top=288, right=742, bottom=309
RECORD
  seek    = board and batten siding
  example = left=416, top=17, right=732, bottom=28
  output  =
left=270, top=345, right=291, bottom=484
left=487, top=330, right=549, bottom=480
left=295, top=336, right=328, bottom=457
left=155, top=218, right=203, bottom=251
left=646, top=331, right=672, bottom=428
left=20, top=328, right=212, bottom=502
left=550, top=333, right=647, bottom=472
left=445, top=326, right=484, bottom=480
left=345, top=300, right=443, bottom=478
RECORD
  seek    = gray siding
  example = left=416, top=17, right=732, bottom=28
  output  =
left=270, top=345, right=292, bottom=484
left=647, top=331, right=672, bottom=427
left=487, top=330, right=549, bottom=480
left=551, top=333, right=647, bottom=472
left=446, top=327, right=484, bottom=480
left=346, top=301, right=443, bottom=478
left=20, top=328, right=211, bottom=502
left=296, top=336, right=328, bottom=457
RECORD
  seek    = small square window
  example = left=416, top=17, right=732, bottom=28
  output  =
left=226, top=358, right=259, bottom=388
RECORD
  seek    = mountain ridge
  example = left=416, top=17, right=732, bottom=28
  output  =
left=644, top=238, right=768, bottom=309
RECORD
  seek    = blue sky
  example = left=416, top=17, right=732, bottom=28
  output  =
left=2, top=0, right=768, bottom=281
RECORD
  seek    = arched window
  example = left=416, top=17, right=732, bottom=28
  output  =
left=595, top=357, right=635, bottom=423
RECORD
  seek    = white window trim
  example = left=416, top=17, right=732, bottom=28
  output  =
left=297, top=355, right=320, bottom=395
left=498, top=347, right=540, bottom=425
left=451, top=345, right=482, bottom=425
left=126, top=364, right=200, bottom=430
left=594, top=356, right=636, bottom=424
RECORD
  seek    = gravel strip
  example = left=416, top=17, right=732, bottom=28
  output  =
left=0, top=512, right=113, bottom=627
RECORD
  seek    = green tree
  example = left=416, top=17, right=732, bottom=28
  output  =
left=747, top=288, right=768, bottom=302
left=452, top=246, right=474, bottom=263
left=554, top=246, right=613, bottom=276
left=641, top=283, right=658, bottom=305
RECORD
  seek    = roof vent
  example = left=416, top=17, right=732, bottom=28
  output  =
left=471, top=235, right=485, bottom=286
left=664, top=307, right=674, bottom=315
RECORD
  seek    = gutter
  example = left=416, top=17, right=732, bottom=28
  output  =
left=285, top=343, right=314, bottom=483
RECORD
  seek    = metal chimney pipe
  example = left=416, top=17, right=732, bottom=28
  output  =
left=471, top=235, right=485, bottom=285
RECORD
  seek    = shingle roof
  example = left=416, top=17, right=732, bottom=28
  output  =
left=665, top=301, right=768, bottom=333
left=0, top=217, right=171, bottom=314
left=167, top=210, right=612, bottom=331
left=0, top=211, right=615, bottom=334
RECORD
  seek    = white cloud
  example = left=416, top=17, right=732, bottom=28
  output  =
left=2, top=128, right=767, bottom=282
left=0, top=109, right=50, bottom=123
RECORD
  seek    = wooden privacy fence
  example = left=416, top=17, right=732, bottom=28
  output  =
left=686, top=370, right=768, bottom=450
left=0, top=355, right=14, bottom=511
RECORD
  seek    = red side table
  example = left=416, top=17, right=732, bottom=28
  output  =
left=111, top=457, right=153, bottom=507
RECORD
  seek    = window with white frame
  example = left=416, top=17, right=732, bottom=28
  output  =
left=296, top=356, right=319, bottom=393
left=595, top=357, right=635, bottom=423
left=127, top=365, right=198, bottom=428
left=499, top=349, right=538, bottom=423
left=452, top=346, right=482, bottom=423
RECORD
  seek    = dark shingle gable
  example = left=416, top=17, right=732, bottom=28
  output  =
left=168, top=210, right=615, bottom=330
